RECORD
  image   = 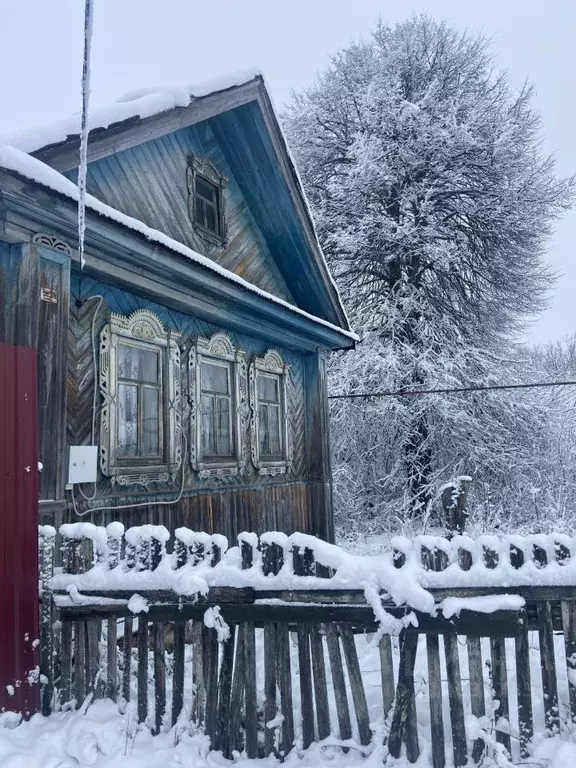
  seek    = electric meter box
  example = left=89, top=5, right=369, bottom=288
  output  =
left=68, top=446, right=98, bottom=484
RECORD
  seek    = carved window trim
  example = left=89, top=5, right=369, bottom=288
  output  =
left=249, top=350, right=292, bottom=476
left=187, top=155, right=228, bottom=247
left=99, top=310, right=182, bottom=487
left=188, top=333, right=248, bottom=479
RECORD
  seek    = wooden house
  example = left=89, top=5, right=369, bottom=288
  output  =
left=0, top=72, right=355, bottom=554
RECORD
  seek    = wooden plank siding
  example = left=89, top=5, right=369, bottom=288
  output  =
left=64, top=123, right=295, bottom=305
left=57, top=274, right=328, bottom=538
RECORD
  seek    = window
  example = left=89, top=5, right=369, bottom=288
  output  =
left=194, top=175, right=220, bottom=236
left=249, top=350, right=292, bottom=475
left=189, top=333, right=248, bottom=478
left=99, top=310, right=182, bottom=486
left=187, top=156, right=227, bottom=246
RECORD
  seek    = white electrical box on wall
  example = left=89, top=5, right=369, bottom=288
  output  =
left=68, top=446, right=98, bottom=484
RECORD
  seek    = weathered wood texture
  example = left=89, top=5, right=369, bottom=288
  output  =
left=60, top=275, right=331, bottom=538
left=64, top=125, right=295, bottom=304
left=37, top=249, right=70, bottom=502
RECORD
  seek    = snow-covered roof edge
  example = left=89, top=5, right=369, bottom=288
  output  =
left=259, top=80, right=353, bottom=333
left=0, top=69, right=263, bottom=155
left=0, top=144, right=358, bottom=343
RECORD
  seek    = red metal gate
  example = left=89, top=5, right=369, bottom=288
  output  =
left=0, top=342, right=40, bottom=715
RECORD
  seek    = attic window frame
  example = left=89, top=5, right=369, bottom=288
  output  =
left=187, top=155, right=228, bottom=246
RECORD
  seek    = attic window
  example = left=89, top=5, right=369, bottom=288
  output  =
left=187, top=156, right=227, bottom=246
left=194, top=176, right=221, bottom=236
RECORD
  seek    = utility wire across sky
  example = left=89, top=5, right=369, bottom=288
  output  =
left=328, top=380, right=576, bottom=399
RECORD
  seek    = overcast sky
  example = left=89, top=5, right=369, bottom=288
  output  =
left=0, top=0, right=574, bottom=344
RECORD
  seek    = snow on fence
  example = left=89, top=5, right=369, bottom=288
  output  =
left=38, top=525, right=576, bottom=766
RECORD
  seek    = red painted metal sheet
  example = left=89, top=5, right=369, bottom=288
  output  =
left=0, top=342, right=40, bottom=715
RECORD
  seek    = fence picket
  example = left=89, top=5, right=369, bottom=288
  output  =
left=538, top=601, right=560, bottom=734
left=490, top=636, right=511, bottom=754
left=324, top=622, right=352, bottom=742
left=467, top=636, right=486, bottom=763
left=426, top=634, right=445, bottom=768
left=171, top=620, right=185, bottom=725
left=444, top=633, right=467, bottom=767
left=515, top=625, right=533, bottom=758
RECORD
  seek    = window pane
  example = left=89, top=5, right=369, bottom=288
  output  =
left=201, top=362, right=229, bottom=394
left=119, top=345, right=158, bottom=383
left=118, top=384, right=138, bottom=456
left=216, top=396, right=231, bottom=455
left=268, top=404, right=281, bottom=456
left=142, top=387, right=160, bottom=456
left=195, top=176, right=216, bottom=202
left=258, top=403, right=268, bottom=456
left=258, top=374, right=279, bottom=403
left=195, top=196, right=205, bottom=227
left=201, top=394, right=214, bottom=455
left=205, top=203, right=217, bottom=233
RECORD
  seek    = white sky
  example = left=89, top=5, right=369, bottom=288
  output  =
left=0, top=0, right=574, bottom=344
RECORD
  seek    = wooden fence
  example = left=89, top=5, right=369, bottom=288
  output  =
left=38, top=525, right=576, bottom=766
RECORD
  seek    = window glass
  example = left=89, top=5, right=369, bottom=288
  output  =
left=119, top=345, right=158, bottom=383
left=201, top=362, right=229, bottom=394
left=258, top=374, right=279, bottom=403
left=118, top=384, right=138, bottom=456
left=201, top=394, right=215, bottom=455
left=215, top=396, right=231, bottom=455
left=268, top=404, right=281, bottom=455
left=195, top=176, right=216, bottom=202
left=142, top=387, right=160, bottom=456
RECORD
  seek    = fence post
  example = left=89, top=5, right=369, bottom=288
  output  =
left=38, top=526, right=56, bottom=715
left=442, top=476, right=471, bottom=536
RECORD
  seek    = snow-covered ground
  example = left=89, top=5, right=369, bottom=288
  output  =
left=1, top=629, right=575, bottom=767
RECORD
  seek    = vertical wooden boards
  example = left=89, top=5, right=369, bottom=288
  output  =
left=263, top=622, right=277, bottom=755
left=204, top=627, right=219, bottom=744
left=217, top=624, right=236, bottom=756
left=388, top=631, right=419, bottom=763
left=107, top=617, right=118, bottom=702
left=137, top=619, right=148, bottom=723
left=339, top=624, right=372, bottom=746
left=561, top=600, right=576, bottom=725
left=303, top=350, right=334, bottom=542
left=37, top=250, right=70, bottom=503
left=153, top=622, right=166, bottom=734
left=490, top=636, right=511, bottom=754
left=324, top=622, right=352, bottom=741
left=244, top=621, right=258, bottom=758
left=297, top=623, right=315, bottom=749
left=74, top=620, right=86, bottom=708
left=467, top=636, right=486, bottom=763
left=537, top=601, right=560, bottom=734
left=122, top=616, right=133, bottom=704
left=229, top=623, right=246, bottom=754
left=444, top=633, right=467, bottom=767
left=192, top=621, right=205, bottom=725
left=61, top=620, right=73, bottom=706
left=86, top=619, right=99, bottom=698
left=379, top=635, right=395, bottom=718
left=515, top=626, right=533, bottom=758
left=171, top=620, right=185, bottom=725
left=276, top=622, right=294, bottom=755
left=310, top=626, right=330, bottom=740
left=426, top=635, right=445, bottom=768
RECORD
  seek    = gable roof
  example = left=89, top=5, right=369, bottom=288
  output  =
left=1, top=71, right=351, bottom=333
left=0, top=143, right=357, bottom=347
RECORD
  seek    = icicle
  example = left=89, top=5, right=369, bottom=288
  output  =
left=77, top=0, right=95, bottom=269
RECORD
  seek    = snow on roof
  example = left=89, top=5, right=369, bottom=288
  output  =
left=0, top=143, right=357, bottom=342
left=0, top=69, right=262, bottom=155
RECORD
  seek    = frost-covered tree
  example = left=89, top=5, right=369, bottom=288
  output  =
left=284, top=15, right=574, bottom=522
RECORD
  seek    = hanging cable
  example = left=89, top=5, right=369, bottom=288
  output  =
left=76, top=294, right=103, bottom=501
left=70, top=435, right=188, bottom=516
left=328, top=379, right=576, bottom=400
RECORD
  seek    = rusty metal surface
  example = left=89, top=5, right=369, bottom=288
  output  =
left=0, top=342, right=40, bottom=715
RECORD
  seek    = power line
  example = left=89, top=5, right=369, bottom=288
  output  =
left=328, top=379, right=576, bottom=400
